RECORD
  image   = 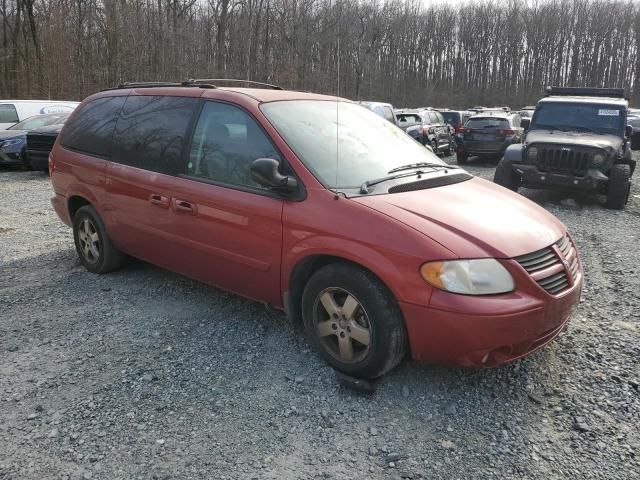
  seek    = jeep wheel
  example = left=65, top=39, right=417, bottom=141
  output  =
left=494, top=157, right=520, bottom=191
left=605, top=164, right=631, bottom=210
left=456, top=151, right=468, bottom=165
left=301, top=263, right=407, bottom=379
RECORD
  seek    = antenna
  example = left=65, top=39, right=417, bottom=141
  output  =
left=334, top=0, right=341, bottom=197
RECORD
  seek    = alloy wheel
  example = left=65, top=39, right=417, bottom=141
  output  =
left=313, top=287, right=372, bottom=363
left=77, top=218, right=100, bottom=264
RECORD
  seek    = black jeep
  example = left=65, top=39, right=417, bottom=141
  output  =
left=494, top=87, right=636, bottom=210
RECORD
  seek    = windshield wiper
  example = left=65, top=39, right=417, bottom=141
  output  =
left=360, top=165, right=459, bottom=194
left=531, top=123, right=564, bottom=131
left=570, top=125, right=599, bottom=134
left=387, top=162, right=459, bottom=174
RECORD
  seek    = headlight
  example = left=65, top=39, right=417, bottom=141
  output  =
left=592, top=152, right=605, bottom=166
left=527, top=146, right=538, bottom=160
left=420, top=259, right=515, bottom=295
left=0, top=138, right=23, bottom=149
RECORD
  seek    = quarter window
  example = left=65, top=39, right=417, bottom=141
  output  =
left=0, top=104, right=19, bottom=123
left=111, top=96, right=198, bottom=175
left=186, top=102, right=281, bottom=189
left=60, top=96, right=126, bottom=157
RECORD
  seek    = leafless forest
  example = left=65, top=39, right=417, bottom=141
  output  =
left=1, top=0, right=639, bottom=107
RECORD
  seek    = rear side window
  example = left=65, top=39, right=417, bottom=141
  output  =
left=60, top=96, right=126, bottom=157
left=112, top=96, right=198, bottom=175
left=0, top=104, right=19, bottom=123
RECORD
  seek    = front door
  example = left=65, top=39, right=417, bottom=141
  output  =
left=167, top=101, right=285, bottom=305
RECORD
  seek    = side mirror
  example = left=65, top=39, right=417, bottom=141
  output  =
left=625, top=124, right=633, bottom=139
left=251, top=158, right=298, bottom=192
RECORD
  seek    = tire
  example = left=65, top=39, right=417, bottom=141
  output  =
left=301, top=263, right=407, bottom=379
left=432, top=140, right=439, bottom=156
left=20, top=148, right=32, bottom=171
left=456, top=151, right=468, bottom=165
left=73, top=205, right=125, bottom=273
left=444, top=138, right=454, bottom=157
left=494, top=157, right=520, bottom=191
left=605, top=164, right=631, bottom=210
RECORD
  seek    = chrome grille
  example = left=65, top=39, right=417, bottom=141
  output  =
left=515, top=234, right=579, bottom=295
left=536, top=146, right=590, bottom=176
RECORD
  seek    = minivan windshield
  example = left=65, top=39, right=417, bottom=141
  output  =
left=530, top=102, right=625, bottom=136
left=261, top=101, right=446, bottom=189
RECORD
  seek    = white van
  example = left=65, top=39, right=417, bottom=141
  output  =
left=0, top=100, right=79, bottom=130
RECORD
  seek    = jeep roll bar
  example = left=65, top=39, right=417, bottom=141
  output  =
left=546, top=86, right=626, bottom=98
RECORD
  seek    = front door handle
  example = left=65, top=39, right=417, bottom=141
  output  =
left=174, top=199, right=196, bottom=215
left=150, top=193, right=170, bottom=208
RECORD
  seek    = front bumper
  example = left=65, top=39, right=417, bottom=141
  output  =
left=400, top=263, right=583, bottom=368
left=513, top=164, right=607, bottom=191
left=26, top=150, right=49, bottom=170
left=0, top=150, right=22, bottom=166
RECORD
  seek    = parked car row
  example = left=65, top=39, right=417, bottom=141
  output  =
left=0, top=100, right=79, bottom=171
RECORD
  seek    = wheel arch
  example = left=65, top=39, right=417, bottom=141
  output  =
left=283, top=252, right=404, bottom=329
left=503, top=143, right=524, bottom=163
left=68, top=195, right=92, bottom=220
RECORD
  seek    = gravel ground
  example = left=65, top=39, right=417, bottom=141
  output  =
left=1, top=155, right=639, bottom=480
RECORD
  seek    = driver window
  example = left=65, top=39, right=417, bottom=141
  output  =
left=187, top=102, right=281, bottom=189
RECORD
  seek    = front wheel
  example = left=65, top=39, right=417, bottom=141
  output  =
left=73, top=205, right=125, bottom=273
left=494, top=157, right=520, bottom=191
left=605, top=164, right=631, bottom=210
left=301, top=263, right=407, bottom=379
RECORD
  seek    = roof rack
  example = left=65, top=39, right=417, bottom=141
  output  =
left=546, top=86, right=626, bottom=98
left=101, top=81, right=216, bottom=92
left=190, top=78, right=283, bottom=90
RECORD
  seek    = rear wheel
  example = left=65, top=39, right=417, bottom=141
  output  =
left=605, top=164, right=631, bottom=210
left=494, top=157, right=520, bottom=191
left=301, top=263, right=407, bottom=379
left=431, top=140, right=439, bottom=156
left=444, top=138, right=455, bottom=157
left=73, top=205, right=125, bottom=273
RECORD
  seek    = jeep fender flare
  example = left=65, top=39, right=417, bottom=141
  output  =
left=503, top=143, right=524, bottom=163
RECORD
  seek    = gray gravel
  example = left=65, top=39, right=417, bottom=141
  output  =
left=1, top=155, right=639, bottom=480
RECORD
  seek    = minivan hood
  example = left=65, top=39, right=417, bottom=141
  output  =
left=353, top=177, right=566, bottom=258
left=526, top=130, right=622, bottom=151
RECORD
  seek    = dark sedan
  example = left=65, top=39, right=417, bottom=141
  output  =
left=0, top=113, right=69, bottom=168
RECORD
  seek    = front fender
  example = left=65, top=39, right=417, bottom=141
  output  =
left=282, top=235, right=432, bottom=308
left=504, top=143, right=524, bottom=163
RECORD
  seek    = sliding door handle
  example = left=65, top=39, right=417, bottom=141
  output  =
left=149, top=193, right=170, bottom=208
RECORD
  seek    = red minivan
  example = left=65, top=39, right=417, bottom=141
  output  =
left=50, top=82, right=583, bottom=379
